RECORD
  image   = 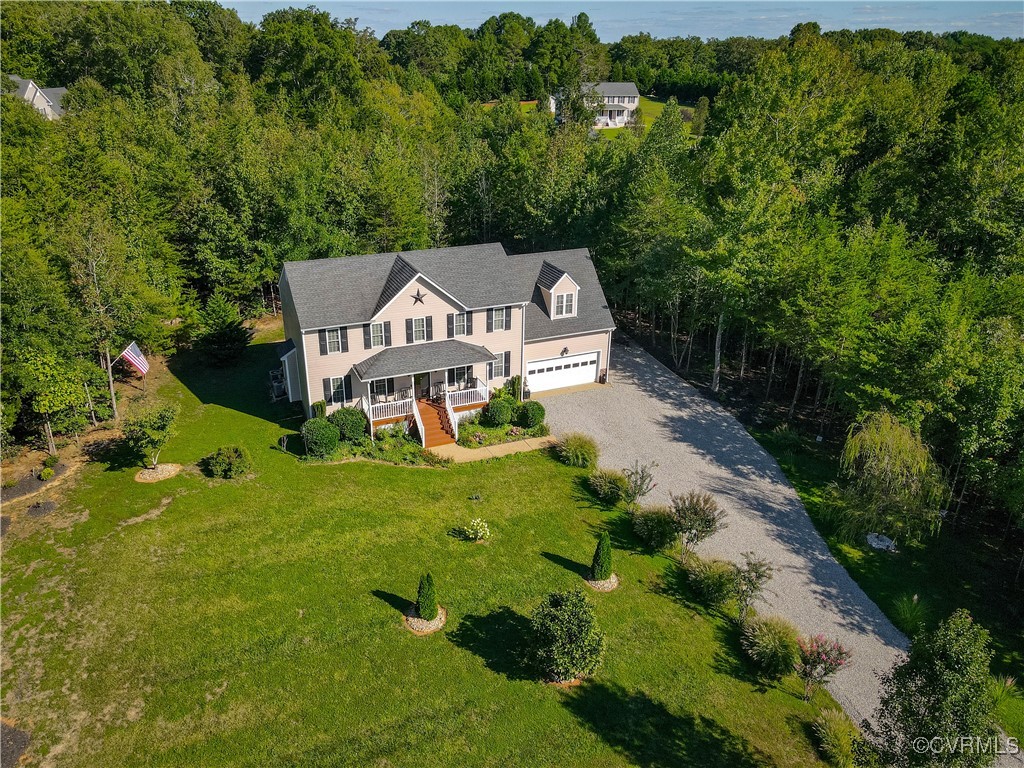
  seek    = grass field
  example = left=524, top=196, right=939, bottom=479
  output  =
left=751, top=427, right=1024, bottom=740
left=601, top=96, right=681, bottom=140
left=1, top=324, right=837, bottom=767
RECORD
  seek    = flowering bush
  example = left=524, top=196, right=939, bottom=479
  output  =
left=508, top=426, right=524, bottom=437
left=795, top=634, right=852, bottom=701
left=461, top=518, right=491, bottom=541
left=473, top=431, right=486, bottom=445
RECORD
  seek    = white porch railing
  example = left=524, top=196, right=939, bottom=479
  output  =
left=411, top=398, right=426, bottom=447
left=446, top=380, right=488, bottom=409
left=369, top=398, right=413, bottom=422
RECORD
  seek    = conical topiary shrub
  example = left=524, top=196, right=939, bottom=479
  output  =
left=416, top=572, right=438, bottom=621
left=591, top=531, right=612, bottom=581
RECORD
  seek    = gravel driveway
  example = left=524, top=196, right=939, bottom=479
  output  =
left=545, top=341, right=1024, bottom=765
left=544, top=340, right=908, bottom=728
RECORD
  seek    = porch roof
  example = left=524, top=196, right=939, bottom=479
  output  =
left=353, top=339, right=496, bottom=381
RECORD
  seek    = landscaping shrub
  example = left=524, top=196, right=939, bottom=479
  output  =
left=327, top=407, right=369, bottom=443
left=301, top=418, right=339, bottom=458
left=892, top=593, right=929, bottom=636
left=591, top=531, right=612, bottom=581
left=796, top=635, right=852, bottom=701
left=503, top=375, right=523, bottom=401
left=740, top=615, right=800, bottom=680
left=483, top=397, right=514, bottom=427
left=556, top=433, right=598, bottom=468
left=670, top=490, right=726, bottom=557
left=516, top=400, right=545, bottom=428
left=587, top=469, right=629, bottom=505
left=631, top=505, right=677, bottom=551
left=311, top=400, right=327, bottom=419
left=531, top=589, right=605, bottom=682
left=417, top=573, right=438, bottom=621
left=42, top=454, right=60, bottom=469
left=622, top=460, right=658, bottom=510
left=734, top=552, right=774, bottom=624
left=688, top=557, right=737, bottom=607
left=460, top=518, right=491, bottom=542
left=812, top=708, right=859, bottom=768
left=203, top=445, right=252, bottom=478
left=989, top=674, right=1020, bottom=706
left=39, top=467, right=55, bottom=481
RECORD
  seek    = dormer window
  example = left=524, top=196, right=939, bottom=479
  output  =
left=555, top=292, right=576, bottom=317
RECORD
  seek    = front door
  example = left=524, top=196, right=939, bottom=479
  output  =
left=414, top=372, right=430, bottom=398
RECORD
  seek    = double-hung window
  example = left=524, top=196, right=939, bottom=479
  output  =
left=412, top=317, right=427, bottom=342
left=555, top=292, right=575, bottom=317
left=330, top=376, right=346, bottom=403
left=372, top=380, right=389, bottom=399
left=454, top=312, right=467, bottom=336
left=447, top=366, right=473, bottom=388
left=492, top=354, right=506, bottom=378
left=326, top=328, right=342, bottom=354
left=370, top=322, right=385, bottom=348
left=492, top=307, right=507, bottom=331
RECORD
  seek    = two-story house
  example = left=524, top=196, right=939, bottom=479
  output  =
left=278, top=243, right=615, bottom=447
left=548, top=82, right=641, bottom=128
left=3, top=74, right=66, bottom=120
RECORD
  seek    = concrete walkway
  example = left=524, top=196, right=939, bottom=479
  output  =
left=430, top=435, right=557, bottom=463
left=545, top=341, right=907, bottom=728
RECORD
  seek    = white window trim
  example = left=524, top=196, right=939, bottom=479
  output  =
left=370, top=322, right=385, bottom=348
left=330, top=376, right=346, bottom=403
left=412, top=316, right=427, bottom=343
left=492, top=307, right=508, bottom=331
left=454, top=312, right=467, bottom=336
left=554, top=291, right=576, bottom=318
left=492, top=354, right=506, bottom=378
left=372, top=380, right=389, bottom=397
left=326, top=328, right=342, bottom=354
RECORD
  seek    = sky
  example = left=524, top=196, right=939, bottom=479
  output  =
left=223, top=1, right=1024, bottom=40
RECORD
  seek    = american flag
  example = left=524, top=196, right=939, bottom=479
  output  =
left=119, top=342, right=150, bottom=376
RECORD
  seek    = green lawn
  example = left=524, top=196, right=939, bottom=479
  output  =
left=2, top=328, right=834, bottom=767
left=751, top=427, right=1024, bottom=740
left=601, top=96, right=682, bottom=140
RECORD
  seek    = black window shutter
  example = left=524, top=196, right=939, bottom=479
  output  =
left=386, top=378, right=395, bottom=396
left=343, top=374, right=352, bottom=402
left=447, top=313, right=454, bottom=338
left=383, top=321, right=392, bottom=347
left=340, top=327, right=349, bottom=353
left=447, top=368, right=454, bottom=386
left=426, top=316, right=433, bottom=341
left=323, top=378, right=333, bottom=405
left=318, top=329, right=328, bottom=355
left=504, top=305, right=512, bottom=323
left=362, top=324, right=371, bottom=349
left=405, top=318, right=413, bottom=344
left=486, top=308, right=494, bottom=333
left=504, top=351, right=511, bottom=375
left=466, top=311, right=473, bottom=335
left=487, top=362, right=494, bottom=380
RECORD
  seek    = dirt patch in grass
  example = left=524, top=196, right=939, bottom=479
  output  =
left=1, top=720, right=30, bottom=768
left=27, top=501, right=58, bottom=518
left=120, top=498, right=173, bottom=527
left=134, top=464, right=181, bottom=483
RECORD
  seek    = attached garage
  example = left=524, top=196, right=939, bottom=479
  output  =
left=526, top=351, right=600, bottom=393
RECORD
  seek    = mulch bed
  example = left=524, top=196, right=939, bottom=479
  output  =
left=0, top=463, right=68, bottom=503
left=403, top=605, right=447, bottom=635
left=585, top=573, right=620, bottom=592
left=134, top=464, right=182, bottom=483
left=27, top=501, right=58, bottom=518
left=0, top=517, right=9, bottom=537
left=1, top=721, right=30, bottom=768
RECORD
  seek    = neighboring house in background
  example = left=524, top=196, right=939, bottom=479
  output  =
left=548, top=82, right=640, bottom=128
left=3, top=74, right=67, bottom=120
left=278, top=243, right=615, bottom=447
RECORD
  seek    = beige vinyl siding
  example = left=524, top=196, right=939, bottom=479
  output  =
left=299, top=275, right=526, bottom=412
left=279, top=274, right=310, bottom=412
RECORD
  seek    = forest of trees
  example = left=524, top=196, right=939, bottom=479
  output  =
left=2, top=3, right=1022, bottom=563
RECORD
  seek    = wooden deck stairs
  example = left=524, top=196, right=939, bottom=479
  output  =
left=416, top=399, right=455, bottom=448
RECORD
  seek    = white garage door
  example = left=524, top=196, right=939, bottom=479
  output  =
left=526, top=352, right=599, bottom=392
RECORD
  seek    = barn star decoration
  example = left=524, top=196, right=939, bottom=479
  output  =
left=411, top=289, right=426, bottom=304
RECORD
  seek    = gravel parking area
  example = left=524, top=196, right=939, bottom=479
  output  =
left=544, top=340, right=907, bottom=728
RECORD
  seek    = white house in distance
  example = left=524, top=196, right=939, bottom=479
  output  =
left=548, top=81, right=641, bottom=129
left=3, top=74, right=66, bottom=120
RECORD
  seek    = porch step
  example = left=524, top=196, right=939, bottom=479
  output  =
left=417, top=399, right=455, bottom=448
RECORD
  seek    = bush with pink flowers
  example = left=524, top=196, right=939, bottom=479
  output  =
left=795, top=634, right=852, bottom=701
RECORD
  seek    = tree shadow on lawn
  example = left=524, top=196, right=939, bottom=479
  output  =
left=563, top=680, right=771, bottom=768
left=448, top=608, right=534, bottom=681
left=372, top=589, right=414, bottom=614
left=85, top=436, right=146, bottom=472
left=710, top=618, right=773, bottom=694
left=571, top=475, right=617, bottom=513
left=587, top=512, right=661, bottom=556
left=167, top=345, right=305, bottom=430
left=540, top=551, right=590, bottom=579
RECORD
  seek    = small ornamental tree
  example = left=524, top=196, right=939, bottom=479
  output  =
left=871, top=609, right=997, bottom=768
left=795, top=635, right=852, bottom=701
left=416, top=573, right=438, bottom=621
left=531, top=589, right=605, bottom=682
left=734, top=552, right=774, bottom=624
left=591, top=531, right=612, bottom=581
left=671, top=490, right=726, bottom=559
left=122, top=405, right=178, bottom=469
left=623, top=460, right=658, bottom=510
left=196, top=291, right=253, bottom=365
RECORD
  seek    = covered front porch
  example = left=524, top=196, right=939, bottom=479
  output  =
left=353, top=339, right=496, bottom=446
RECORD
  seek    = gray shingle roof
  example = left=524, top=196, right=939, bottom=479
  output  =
left=536, top=261, right=566, bottom=290
left=587, top=82, right=640, bottom=98
left=354, top=339, right=496, bottom=380
left=276, top=338, right=296, bottom=358
left=280, top=243, right=615, bottom=342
